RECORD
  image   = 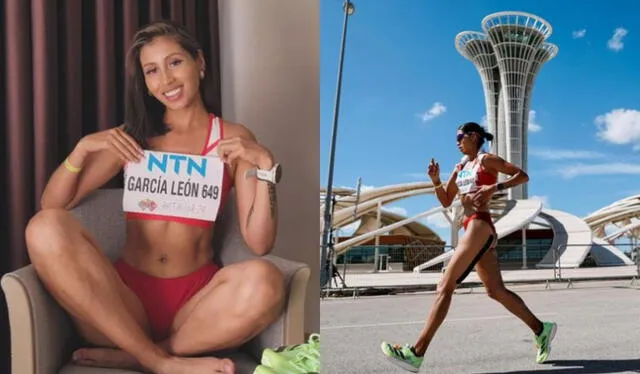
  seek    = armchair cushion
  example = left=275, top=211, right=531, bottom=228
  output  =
left=1, top=188, right=310, bottom=374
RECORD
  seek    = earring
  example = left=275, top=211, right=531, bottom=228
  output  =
left=200, top=70, right=205, bottom=79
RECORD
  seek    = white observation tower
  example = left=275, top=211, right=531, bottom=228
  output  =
left=456, top=11, right=558, bottom=200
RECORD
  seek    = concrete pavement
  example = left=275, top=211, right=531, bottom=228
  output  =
left=320, top=280, right=640, bottom=373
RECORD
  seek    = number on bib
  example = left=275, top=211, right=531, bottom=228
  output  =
left=202, top=185, right=220, bottom=200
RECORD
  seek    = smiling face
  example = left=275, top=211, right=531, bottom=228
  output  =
left=139, top=36, right=203, bottom=111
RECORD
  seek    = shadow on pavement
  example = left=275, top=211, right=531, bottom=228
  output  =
left=478, top=359, right=640, bottom=374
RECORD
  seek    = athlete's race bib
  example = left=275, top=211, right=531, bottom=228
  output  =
left=123, top=150, right=224, bottom=221
left=456, top=163, right=480, bottom=195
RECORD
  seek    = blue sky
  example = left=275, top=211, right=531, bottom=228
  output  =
left=320, top=0, right=640, bottom=244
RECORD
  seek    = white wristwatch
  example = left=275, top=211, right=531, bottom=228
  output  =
left=246, top=163, right=282, bottom=184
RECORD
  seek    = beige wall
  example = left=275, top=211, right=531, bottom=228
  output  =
left=218, top=1, right=320, bottom=334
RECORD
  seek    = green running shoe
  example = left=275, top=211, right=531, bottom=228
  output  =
left=380, top=341, right=423, bottom=372
left=535, top=321, right=557, bottom=364
left=260, top=333, right=320, bottom=373
left=253, top=364, right=277, bottom=374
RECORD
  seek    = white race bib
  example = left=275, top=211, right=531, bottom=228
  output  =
left=123, top=150, right=224, bottom=221
left=456, top=162, right=480, bottom=195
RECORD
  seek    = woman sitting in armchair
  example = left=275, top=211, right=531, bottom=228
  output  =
left=25, top=20, right=284, bottom=374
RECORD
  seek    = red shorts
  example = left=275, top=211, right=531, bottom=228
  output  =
left=114, top=259, right=220, bottom=341
left=463, top=211, right=496, bottom=234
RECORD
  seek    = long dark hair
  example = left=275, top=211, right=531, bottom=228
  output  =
left=459, top=121, right=494, bottom=149
left=123, top=20, right=217, bottom=148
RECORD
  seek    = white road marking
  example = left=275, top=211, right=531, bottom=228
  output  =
left=321, top=312, right=559, bottom=330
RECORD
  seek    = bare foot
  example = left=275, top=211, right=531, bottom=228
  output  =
left=72, top=348, right=143, bottom=371
left=157, top=356, right=235, bottom=374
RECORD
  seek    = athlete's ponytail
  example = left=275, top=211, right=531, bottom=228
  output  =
left=458, top=121, right=493, bottom=149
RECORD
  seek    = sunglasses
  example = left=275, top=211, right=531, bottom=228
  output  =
left=456, top=132, right=470, bottom=142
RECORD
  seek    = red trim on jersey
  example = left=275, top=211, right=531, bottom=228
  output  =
left=203, top=117, right=224, bottom=156
left=200, top=113, right=215, bottom=155
left=459, top=153, right=497, bottom=189
left=475, top=154, right=498, bottom=186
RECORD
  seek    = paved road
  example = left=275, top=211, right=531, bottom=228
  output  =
left=320, top=280, right=640, bottom=373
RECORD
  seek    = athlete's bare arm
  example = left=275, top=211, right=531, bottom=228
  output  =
left=433, top=170, right=460, bottom=208
left=41, top=127, right=143, bottom=210
left=428, top=158, right=459, bottom=208
left=220, top=123, right=278, bottom=256
left=482, top=153, right=529, bottom=188
left=471, top=153, right=529, bottom=207
left=442, top=167, right=461, bottom=206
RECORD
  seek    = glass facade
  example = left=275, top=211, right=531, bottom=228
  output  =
left=336, top=245, right=406, bottom=265
left=495, top=237, right=553, bottom=263
left=337, top=237, right=554, bottom=268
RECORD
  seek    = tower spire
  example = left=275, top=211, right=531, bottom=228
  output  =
left=456, top=11, right=558, bottom=200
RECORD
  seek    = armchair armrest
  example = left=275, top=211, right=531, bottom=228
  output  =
left=241, top=254, right=310, bottom=361
left=1, top=265, right=76, bottom=374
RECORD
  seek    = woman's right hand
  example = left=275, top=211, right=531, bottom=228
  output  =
left=427, top=158, right=440, bottom=181
left=76, top=127, right=144, bottom=163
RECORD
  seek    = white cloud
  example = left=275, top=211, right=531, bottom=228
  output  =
left=607, top=27, right=628, bottom=52
left=419, top=102, right=447, bottom=122
left=528, top=110, right=542, bottom=132
left=572, top=29, right=587, bottom=39
left=382, top=206, right=408, bottom=216
left=595, top=108, right=640, bottom=150
left=422, top=212, right=451, bottom=229
left=556, top=163, right=640, bottom=179
left=359, top=184, right=376, bottom=192
left=335, top=220, right=360, bottom=236
left=529, top=195, right=550, bottom=208
left=529, top=148, right=605, bottom=160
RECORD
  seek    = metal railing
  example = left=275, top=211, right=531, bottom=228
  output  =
left=634, top=247, right=640, bottom=285
left=321, top=242, right=639, bottom=295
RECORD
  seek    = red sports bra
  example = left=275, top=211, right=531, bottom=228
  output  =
left=125, top=114, right=233, bottom=228
left=455, top=152, right=497, bottom=194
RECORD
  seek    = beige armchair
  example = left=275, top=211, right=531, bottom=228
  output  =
left=1, top=189, right=311, bottom=374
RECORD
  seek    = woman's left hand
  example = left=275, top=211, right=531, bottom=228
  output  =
left=472, top=184, right=497, bottom=207
left=217, top=137, right=274, bottom=169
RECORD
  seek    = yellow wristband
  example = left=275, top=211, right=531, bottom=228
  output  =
left=433, top=183, right=443, bottom=189
left=64, top=158, right=82, bottom=173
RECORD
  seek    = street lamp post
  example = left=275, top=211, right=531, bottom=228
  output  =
left=320, top=0, right=355, bottom=288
